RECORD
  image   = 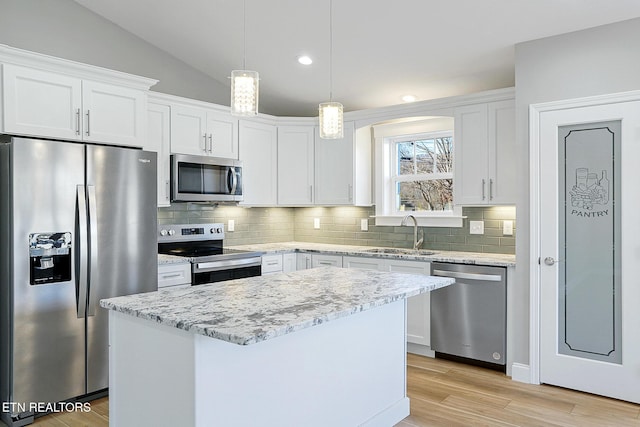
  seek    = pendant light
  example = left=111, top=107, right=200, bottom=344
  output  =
left=319, top=0, right=343, bottom=139
left=231, top=0, right=259, bottom=116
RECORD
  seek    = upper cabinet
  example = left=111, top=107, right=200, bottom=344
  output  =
left=0, top=44, right=156, bottom=148
left=146, top=102, right=171, bottom=207
left=314, top=122, right=372, bottom=206
left=453, top=99, right=516, bottom=205
left=277, top=125, right=315, bottom=205
left=239, top=120, right=278, bottom=206
left=170, top=103, right=238, bottom=159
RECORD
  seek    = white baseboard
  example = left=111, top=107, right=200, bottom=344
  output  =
left=510, top=363, right=531, bottom=383
left=407, top=343, right=435, bottom=358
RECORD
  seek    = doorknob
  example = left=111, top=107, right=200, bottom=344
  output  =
left=543, top=257, right=563, bottom=266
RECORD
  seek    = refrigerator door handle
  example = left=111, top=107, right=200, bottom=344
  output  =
left=87, top=185, right=99, bottom=316
left=76, top=185, right=88, bottom=318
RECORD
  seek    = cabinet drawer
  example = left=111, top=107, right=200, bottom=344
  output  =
left=261, top=254, right=283, bottom=274
left=158, top=263, right=191, bottom=288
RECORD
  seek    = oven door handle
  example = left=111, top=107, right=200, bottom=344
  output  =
left=194, top=256, right=262, bottom=272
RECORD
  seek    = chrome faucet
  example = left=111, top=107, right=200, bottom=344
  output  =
left=401, top=214, right=424, bottom=251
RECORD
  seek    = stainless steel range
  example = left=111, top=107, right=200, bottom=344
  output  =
left=157, top=223, right=262, bottom=285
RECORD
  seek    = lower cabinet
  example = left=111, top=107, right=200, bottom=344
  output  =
left=296, top=253, right=313, bottom=270
left=158, top=262, right=191, bottom=289
left=311, top=254, right=343, bottom=268
left=262, top=253, right=298, bottom=275
left=343, top=256, right=432, bottom=349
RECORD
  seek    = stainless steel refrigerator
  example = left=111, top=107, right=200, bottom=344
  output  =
left=0, top=136, right=157, bottom=426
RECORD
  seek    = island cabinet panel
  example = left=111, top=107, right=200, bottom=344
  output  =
left=108, top=302, right=410, bottom=427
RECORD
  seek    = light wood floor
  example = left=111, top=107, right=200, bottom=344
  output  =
left=11, top=354, right=640, bottom=426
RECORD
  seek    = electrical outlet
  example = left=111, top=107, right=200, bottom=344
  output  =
left=503, top=220, right=513, bottom=236
left=360, top=219, right=369, bottom=231
left=313, top=218, right=320, bottom=229
left=469, top=220, right=484, bottom=235
left=228, top=219, right=235, bottom=232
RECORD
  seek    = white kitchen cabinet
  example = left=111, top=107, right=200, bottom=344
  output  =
left=453, top=100, right=516, bottom=205
left=2, top=64, right=147, bottom=147
left=343, top=256, right=383, bottom=270
left=147, top=102, right=171, bottom=207
left=314, top=122, right=372, bottom=206
left=158, top=262, right=191, bottom=289
left=277, top=126, right=315, bottom=205
left=311, top=254, right=343, bottom=268
left=296, top=253, right=313, bottom=270
left=261, top=254, right=284, bottom=275
left=239, top=120, right=278, bottom=206
left=283, top=253, right=297, bottom=273
left=386, top=259, right=431, bottom=347
left=170, top=104, right=238, bottom=159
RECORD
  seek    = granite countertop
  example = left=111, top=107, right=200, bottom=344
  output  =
left=158, top=254, right=191, bottom=265
left=228, top=242, right=516, bottom=267
left=100, top=266, right=454, bottom=345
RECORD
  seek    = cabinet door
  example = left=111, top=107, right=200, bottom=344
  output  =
left=207, top=111, right=238, bottom=159
left=2, top=64, right=82, bottom=140
left=453, top=104, right=489, bottom=205
left=296, top=253, right=312, bottom=270
left=283, top=253, right=297, bottom=273
left=386, top=260, right=431, bottom=346
left=147, top=103, right=171, bottom=207
left=314, top=122, right=355, bottom=205
left=239, top=120, right=277, bottom=205
left=311, top=254, right=343, bottom=268
left=277, top=126, right=315, bottom=205
left=487, top=100, right=516, bottom=204
left=170, top=104, right=208, bottom=155
left=82, top=80, right=146, bottom=147
left=343, top=256, right=383, bottom=270
left=261, top=254, right=283, bottom=275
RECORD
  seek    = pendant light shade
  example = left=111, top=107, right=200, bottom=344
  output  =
left=319, top=0, right=343, bottom=139
left=231, top=70, right=259, bottom=116
left=230, top=0, right=258, bottom=117
left=319, top=101, right=343, bottom=139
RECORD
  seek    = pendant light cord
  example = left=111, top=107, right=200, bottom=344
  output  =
left=329, top=0, right=333, bottom=102
left=243, top=0, right=247, bottom=70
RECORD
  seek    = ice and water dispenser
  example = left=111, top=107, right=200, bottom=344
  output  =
left=28, top=232, right=72, bottom=285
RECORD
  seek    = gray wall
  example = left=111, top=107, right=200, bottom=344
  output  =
left=0, top=0, right=229, bottom=105
left=514, top=18, right=640, bottom=367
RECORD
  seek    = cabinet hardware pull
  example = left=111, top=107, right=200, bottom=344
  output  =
left=165, top=180, right=170, bottom=201
left=208, top=134, right=213, bottom=152
left=161, top=273, right=183, bottom=279
left=310, top=185, right=313, bottom=202
left=75, top=109, right=81, bottom=135
left=489, top=179, right=494, bottom=200
left=203, top=134, right=208, bottom=152
left=482, top=179, right=486, bottom=200
left=348, top=184, right=353, bottom=202
left=85, top=110, right=90, bottom=136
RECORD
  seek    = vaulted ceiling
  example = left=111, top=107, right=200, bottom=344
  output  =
left=74, top=0, right=640, bottom=116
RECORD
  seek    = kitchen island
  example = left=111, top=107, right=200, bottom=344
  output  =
left=100, top=266, right=453, bottom=427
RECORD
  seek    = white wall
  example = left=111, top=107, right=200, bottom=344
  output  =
left=0, top=0, right=229, bottom=105
left=513, top=17, right=640, bottom=366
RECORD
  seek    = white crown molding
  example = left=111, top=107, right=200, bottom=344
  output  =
left=0, top=44, right=158, bottom=90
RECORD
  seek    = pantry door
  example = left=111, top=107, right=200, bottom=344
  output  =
left=534, top=97, right=640, bottom=403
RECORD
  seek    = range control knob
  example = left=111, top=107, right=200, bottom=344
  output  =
left=168, top=229, right=176, bottom=236
left=160, top=229, right=168, bottom=236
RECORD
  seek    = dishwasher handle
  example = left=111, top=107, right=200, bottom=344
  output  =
left=432, top=269, right=502, bottom=282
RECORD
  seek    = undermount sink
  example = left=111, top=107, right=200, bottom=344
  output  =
left=363, top=248, right=436, bottom=256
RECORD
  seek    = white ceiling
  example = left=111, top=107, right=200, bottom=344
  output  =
left=73, top=0, right=640, bottom=117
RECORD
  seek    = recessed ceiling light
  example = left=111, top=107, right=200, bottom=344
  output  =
left=297, top=55, right=313, bottom=65
left=402, top=95, right=417, bottom=103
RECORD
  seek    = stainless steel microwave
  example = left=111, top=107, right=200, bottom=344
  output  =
left=170, top=154, right=243, bottom=202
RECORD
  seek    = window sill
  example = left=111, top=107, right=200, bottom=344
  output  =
left=373, top=215, right=464, bottom=228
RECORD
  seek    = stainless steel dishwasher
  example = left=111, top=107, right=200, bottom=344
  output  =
left=430, top=262, right=506, bottom=370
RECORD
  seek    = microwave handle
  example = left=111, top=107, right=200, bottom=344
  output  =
left=227, top=167, right=238, bottom=195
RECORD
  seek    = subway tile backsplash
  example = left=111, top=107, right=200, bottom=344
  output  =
left=158, top=205, right=516, bottom=255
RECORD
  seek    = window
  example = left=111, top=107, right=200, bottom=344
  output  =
left=373, top=117, right=462, bottom=227
left=392, top=131, right=453, bottom=213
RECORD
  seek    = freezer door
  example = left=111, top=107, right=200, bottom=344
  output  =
left=6, top=138, right=86, bottom=405
left=85, top=145, right=157, bottom=394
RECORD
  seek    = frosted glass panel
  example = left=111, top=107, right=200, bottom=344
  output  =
left=558, top=121, right=621, bottom=363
